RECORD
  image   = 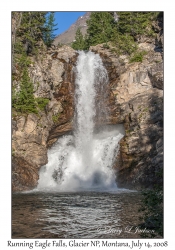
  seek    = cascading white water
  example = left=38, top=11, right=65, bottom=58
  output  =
left=37, top=51, right=124, bottom=192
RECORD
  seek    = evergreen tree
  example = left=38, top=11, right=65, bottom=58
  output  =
left=82, top=11, right=160, bottom=54
left=109, top=12, right=160, bottom=55
left=13, top=66, right=37, bottom=114
left=71, top=28, right=87, bottom=50
left=85, top=12, right=115, bottom=47
left=43, top=12, right=58, bottom=47
left=12, top=12, right=52, bottom=115
left=16, top=12, right=47, bottom=54
left=116, top=12, right=158, bottom=38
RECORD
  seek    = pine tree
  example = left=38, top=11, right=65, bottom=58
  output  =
left=71, top=28, right=87, bottom=50
left=16, top=12, right=47, bottom=54
left=13, top=66, right=37, bottom=114
left=116, top=12, right=158, bottom=38
left=12, top=12, right=53, bottom=115
left=109, top=12, right=160, bottom=55
left=85, top=12, right=115, bottom=47
left=43, top=12, right=58, bottom=47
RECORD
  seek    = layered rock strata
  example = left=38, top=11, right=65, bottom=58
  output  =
left=12, top=45, right=77, bottom=191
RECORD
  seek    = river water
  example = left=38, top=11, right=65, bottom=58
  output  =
left=12, top=190, right=143, bottom=239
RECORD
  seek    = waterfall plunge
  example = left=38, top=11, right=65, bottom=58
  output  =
left=37, top=51, right=124, bottom=192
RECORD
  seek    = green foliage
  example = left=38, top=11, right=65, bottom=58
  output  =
left=13, top=11, right=59, bottom=57
left=116, top=12, right=158, bottom=38
left=81, top=11, right=160, bottom=55
left=12, top=50, right=50, bottom=114
left=12, top=12, right=56, bottom=115
left=16, top=12, right=47, bottom=55
left=139, top=169, right=163, bottom=238
left=36, top=97, right=49, bottom=110
left=111, top=33, right=137, bottom=55
left=110, top=12, right=159, bottom=55
left=16, top=51, right=32, bottom=68
left=85, top=12, right=115, bottom=47
left=12, top=67, right=50, bottom=114
left=12, top=67, right=38, bottom=114
left=52, top=113, right=60, bottom=123
left=12, top=73, right=50, bottom=114
left=43, top=12, right=58, bottom=47
left=71, top=28, right=87, bottom=50
left=129, top=50, right=147, bottom=63
left=14, top=41, right=24, bottom=54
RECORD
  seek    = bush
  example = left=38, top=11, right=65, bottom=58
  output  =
left=36, top=97, right=49, bottom=110
left=129, top=51, right=147, bottom=63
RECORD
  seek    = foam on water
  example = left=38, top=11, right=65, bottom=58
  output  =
left=36, top=51, right=124, bottom=192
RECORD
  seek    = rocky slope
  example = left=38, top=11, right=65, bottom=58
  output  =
left=53, top=12, right=91, bottom=46
left=12, top=15, right=163, bottom=192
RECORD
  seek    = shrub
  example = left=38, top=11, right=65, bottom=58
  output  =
left=36, top=97, right=49, bottom=110
left=129, top=51, right=147, bottom=63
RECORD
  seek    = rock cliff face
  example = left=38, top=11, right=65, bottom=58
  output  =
left=12, top=18, right=163, bottom=191
left=89, top=19, right=163, bottom=189
left=12, top=45, right=77, bottom=191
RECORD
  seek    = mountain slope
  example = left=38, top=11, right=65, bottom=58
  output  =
left=53, top=12, right=91, bottom=46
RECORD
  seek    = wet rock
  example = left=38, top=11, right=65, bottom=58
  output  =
left=156, top=138, right=163, bottom=150
left=90, top=22, right=163, bottom=190
left=12, top=156, right=39, bottom=191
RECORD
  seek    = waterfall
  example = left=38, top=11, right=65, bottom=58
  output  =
left=37, top=51, right=124, bottom=192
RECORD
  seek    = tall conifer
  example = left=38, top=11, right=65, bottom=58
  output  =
left=43, top=12, right=58, bottom=47
left=72, top=28, right=86, bottom=50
